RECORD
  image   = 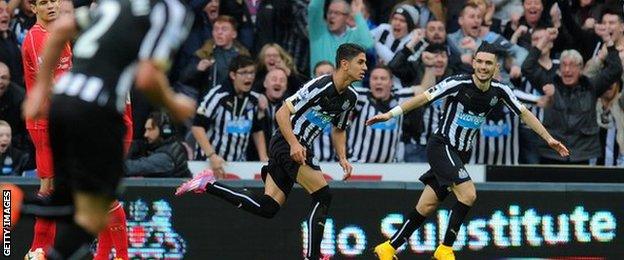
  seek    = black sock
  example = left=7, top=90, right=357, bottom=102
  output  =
left=207, top=182, right=280, bottom=218
left=443, top=201, right=471, bottom=247
left=47, top=219, right=94, bottom=260
left=389, top=210, right=426, bottom=249
left=306, top=186, right=332, bottom=259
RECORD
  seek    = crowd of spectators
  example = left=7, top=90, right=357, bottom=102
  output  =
left=1, top=0, right=624, bottom=178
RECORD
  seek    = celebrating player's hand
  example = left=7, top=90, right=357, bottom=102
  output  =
left=209, top=154, right=226, bottom=179
left=168, top=94, right=197, bottom=122
left=366, top=113, right=391, bottom=126
left=547, top=138, right=569, bottom=157
left=290, top=141, right=307, bottom=165
left=339, top=158, right=353, bottom=181
left=22, top=86, right=48, bottom=120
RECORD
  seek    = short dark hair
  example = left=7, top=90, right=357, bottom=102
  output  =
left=335, top=43, right=366, bottom=68
left=228, top=55, right=256, bottom=73
left=459, top=3, right=480, bottom=17
left=313, top=60, right=334, bottom=72
left=601, top=5, right=624, bottom=23
left=214, top=15, right=238, bottom=30
left=424, top=43, right=447, bottom=54
left=147, top=111, right=174, bottom=138
left=475, top=42, right=504, bottom=58
left=371, top=65, right=393, bottom=78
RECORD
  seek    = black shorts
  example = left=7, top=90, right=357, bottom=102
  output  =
left=48, top=95, right=125, bottom=203
left=419, top=134, right=471, bottom=200
left=261, top=133, right=321, bottom=197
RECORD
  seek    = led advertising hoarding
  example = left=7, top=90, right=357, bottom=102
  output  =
left=5, top=183, right=623, bottom=259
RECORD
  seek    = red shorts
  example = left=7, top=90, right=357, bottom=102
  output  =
left=28, top=128, right=54, bottom=178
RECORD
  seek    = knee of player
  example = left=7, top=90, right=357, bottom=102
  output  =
left=416, top=201, right=438, bottom=216
left=311, top=186, right=332, bottom=208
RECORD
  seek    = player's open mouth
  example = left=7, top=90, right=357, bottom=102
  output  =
left=0, top=143, right=7, bottom=150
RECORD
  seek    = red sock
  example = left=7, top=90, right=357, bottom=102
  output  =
left=31, top=189, right=56, bottom=253
left=95, top=202, right=129, bottom=260
left=31, top=217, right=56, bottom=252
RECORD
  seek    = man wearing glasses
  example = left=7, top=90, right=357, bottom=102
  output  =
left=192, top=55, right=268, bottom=178
left=308, top=0, right=374, bottom=76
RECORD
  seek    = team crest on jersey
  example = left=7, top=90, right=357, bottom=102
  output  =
left=342, top=100, right=350, bottom=110
left=490, top=96, right=498, bottom=106
left=458, top=168, right=469, bottom=179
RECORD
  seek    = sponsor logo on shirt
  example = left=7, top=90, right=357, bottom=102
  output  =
left=456, top=111, right=485, bottom=129
left=305, top=110, right=332, bottom=128
left=225, top=119, right=252, bottom=134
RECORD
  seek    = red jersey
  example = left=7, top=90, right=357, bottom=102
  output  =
left=22, top=23, right=73, bottom=130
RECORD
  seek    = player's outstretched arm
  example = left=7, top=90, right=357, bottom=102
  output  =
left=331, top=127, right=353, bottom=180
left=365, top=92, right=429, bottom=126
left=23, top=16, right=78, bottom=120
left=135, top=60, right=196, bottom=122
left=519, top=108, right=570, bottom=157
left=275, top=103, right=307, bottom=165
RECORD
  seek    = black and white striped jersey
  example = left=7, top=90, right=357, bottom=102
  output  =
left=193, top=83, right=264, bottom=161
left=424, top=74, right=526, bottom=152
left=597, top=120, right=622, bottom=166
left=285, top=75, right=357, bottom=149
left=469, top=105, right=520, bottom=165
left=417, top=98, right=444, bottom=146
left=348, top=87, right=414, bottom=163
left=470, top=89, right=542, bottom=165
left=311, top=125, right=336, bottom=162
left=53, top=0, right=192, bottom=113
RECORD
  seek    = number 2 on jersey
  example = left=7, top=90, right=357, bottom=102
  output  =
left=73, top=1, right=121, bottom=58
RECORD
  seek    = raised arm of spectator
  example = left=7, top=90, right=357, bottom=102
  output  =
left=521, top=46, right=551, bottom=89
left=350, top=0, right=374, bottom=49
left=556, top=0, right=600, bottom=58
left=125, top=153, right=175, bottom=177
left=388, top=46, right=425, bottom=86
left=308, top=0, right=326, bottom=41
left=372, top=28, right=396, bottom=65
left=591, top=43, right=623, bottom=97
left=505, top=37, right=528, bottom=68
left=7, top=0, right=21, bottom=17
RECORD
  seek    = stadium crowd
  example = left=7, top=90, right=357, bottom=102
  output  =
left=1, top=0, right=624, bottom=178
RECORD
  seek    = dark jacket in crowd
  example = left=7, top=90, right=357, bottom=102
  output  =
left=0, top=32, right=24, bottom=86
left=523, top=46, right=623, bottom=162
left=169, top=0, right=214, bottom=83
left=219, top=0, right=290, bottom=55
left=388, top=40, right=464, bottom=87
left=1, top=146, right=29, bottom=176
left=557, top=0, right=603, bottom=62
left=0, top=82, right=31, bottom=151
left=179, top=40, right=250, bottom=95
left=125, top=139, right=191, bottom=178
